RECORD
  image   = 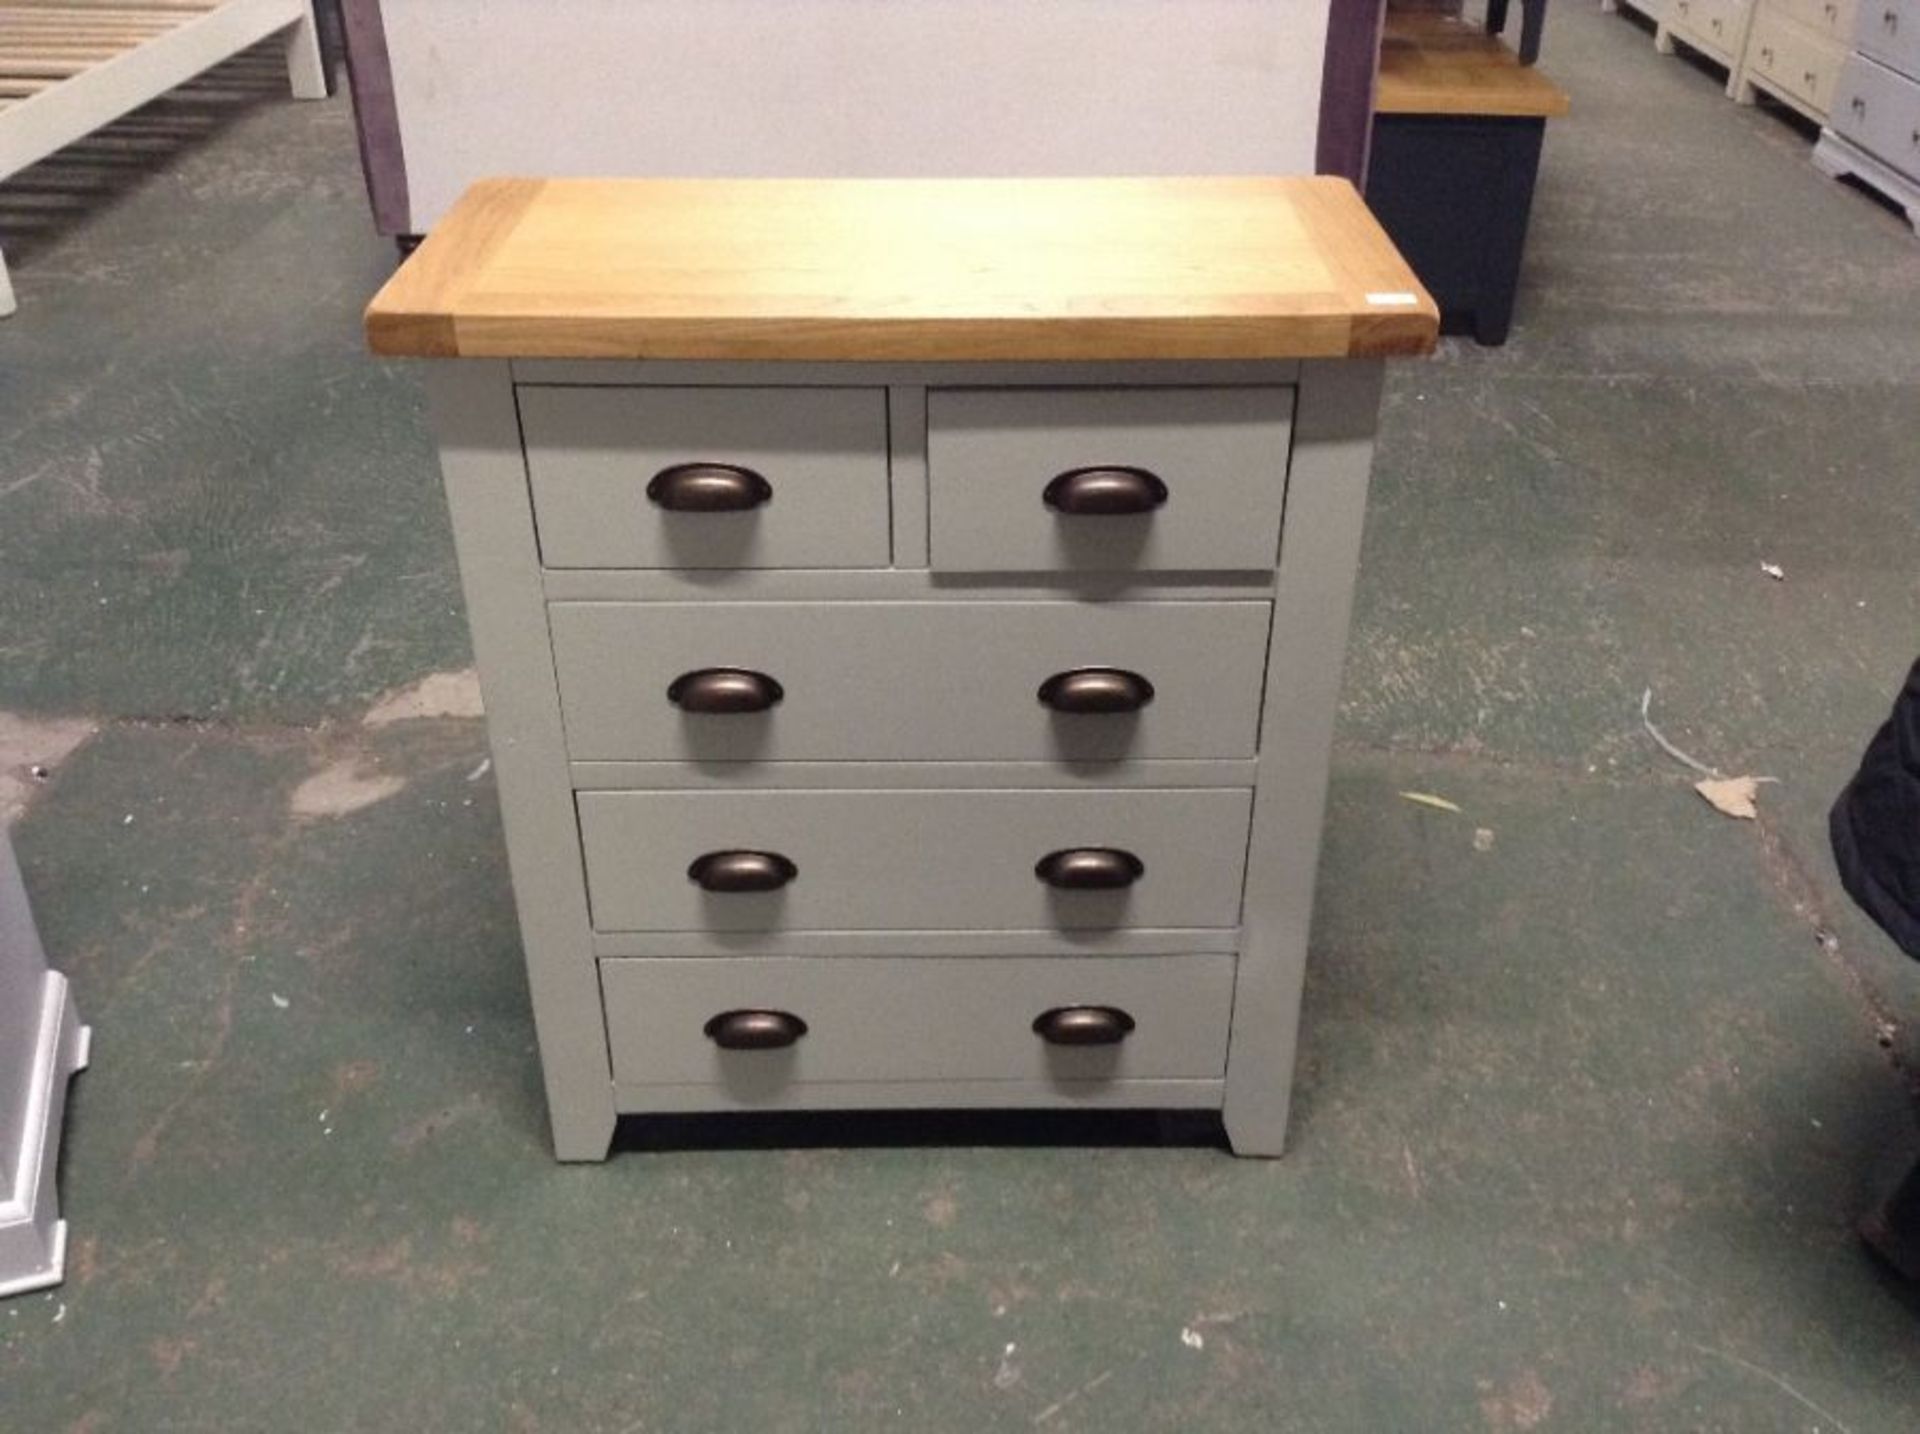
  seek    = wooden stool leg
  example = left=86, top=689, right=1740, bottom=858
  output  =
left=284, top=3, right=328, bottom=100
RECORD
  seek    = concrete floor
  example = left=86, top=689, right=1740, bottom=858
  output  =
left=4, top=8, right=1920, bottom=1429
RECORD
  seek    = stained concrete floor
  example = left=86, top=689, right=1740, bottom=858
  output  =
left=3, top=8, right=1920, bottom=1430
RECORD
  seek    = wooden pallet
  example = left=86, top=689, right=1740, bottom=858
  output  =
left=0, top=0, right=324, bottom=315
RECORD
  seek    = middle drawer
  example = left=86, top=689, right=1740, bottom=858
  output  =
left=576, top=787, right=1254, bottom=932
left=551, top=600, right=1272, bottom=762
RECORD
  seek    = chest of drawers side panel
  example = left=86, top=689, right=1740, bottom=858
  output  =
left=426, top=362, right=615, bottom=1161
left=1223, top=358, right=1386, bottom=1158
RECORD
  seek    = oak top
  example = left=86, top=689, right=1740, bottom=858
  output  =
left=1377, top=14, right=1571, bottom=118
left=364, top=177, right=1437, bottom=362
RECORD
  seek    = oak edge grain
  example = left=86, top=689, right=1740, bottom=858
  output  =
left=362, top=176, right=1440, bottom=362
left=364, top=177, right=546, bottom=357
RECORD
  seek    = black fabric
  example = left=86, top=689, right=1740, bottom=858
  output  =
left=1831, top=657, right=1920, bottom=960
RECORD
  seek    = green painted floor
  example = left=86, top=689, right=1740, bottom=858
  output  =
left=4, top=10, right=1920, bottom=1430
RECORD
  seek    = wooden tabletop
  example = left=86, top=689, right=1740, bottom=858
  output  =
left=364, top=177, right=1438, bottom=362
left=1377, top=14, right=1571, bottom=118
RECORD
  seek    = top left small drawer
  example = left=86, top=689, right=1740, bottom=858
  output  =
left=518, top=386, right=892, bottom=569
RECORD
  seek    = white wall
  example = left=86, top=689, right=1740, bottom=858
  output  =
left=383, top=0, right=1331, bottom=230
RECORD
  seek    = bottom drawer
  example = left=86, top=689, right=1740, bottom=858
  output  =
left=600, top=954, right=1236, bottom=1095
left=1831, top=54, right=1920, bottom=181
left=1745, top=11, right=1843, bottom=114
left=1668, top=0, right=1745, bottom=60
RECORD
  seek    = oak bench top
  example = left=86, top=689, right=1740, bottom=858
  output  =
left=1377, top=14, right=1572, bottom=119
left=364, top=176, right=1438, bottom=363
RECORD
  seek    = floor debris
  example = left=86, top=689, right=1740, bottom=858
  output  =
left=1400, top=791, right=1463, bottom=814
left=1641, top=689, right=1777, bottom=820
left=1695, top=776, right=1762, bottom=821
left=1760, top=562, right=1785, bottom=581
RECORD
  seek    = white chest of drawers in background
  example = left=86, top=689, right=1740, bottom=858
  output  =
left=1733, top=0, right=1859, bottom=120
left=1814, top=0, right=1920, bottom=229
left=365, top=177, right=1437, bottom=1160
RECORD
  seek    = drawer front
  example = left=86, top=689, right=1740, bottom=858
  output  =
left=518, top=386, right=891, bottom=569
left=926, top=387, right=1293, bottom=574
left=1832, top=54, right=1920, bottom=177
left=1773, top=0, right=1854, bottom=41
left=1748, top=11, right=1843, bottom=109
left=600, top=954, right=1236, bottom=1088
left=1671, top=0, right=1746, bottom=57
left=551, top=599, right=1272, bottom=762
left=1857, top=0, right=1920, bottom=79
left=577, top=787, right=1253, bottom=932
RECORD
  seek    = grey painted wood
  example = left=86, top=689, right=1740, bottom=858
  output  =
left=599, top=954, right=1235, bottom=1089
left=591, top=928, right=1241, bottom=959
left=926, top=386, right=1295, bottom=572
left=550, top=600, right=1272, bottom=762
left=541, top=568, right=1277, bottom=604
left=514, top=359, right=1304, bottom=389
left=614, top=1078, right=1225, bottom=1113
left=427, top=364, right=616, bottom=1160
left=576, top=787, right=1253, bottom=933
left=568, top=759, right=1258, bottom=791
left=888, top=386, right=932, bottom=568
left=425, top=347, right=1390, bottom=1156
left=518, top=385, right=891, bottom=569
left=1222, top=359, right=1384, bottom=1158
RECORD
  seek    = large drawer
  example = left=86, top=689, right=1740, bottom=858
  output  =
left=926, top=386, right=1294, bottom=574
left=551, top=599, right=1272, bottom=762
left=600, top=954, right=1236, bottom=1090
left=1668, top=0, right=1748, bottom=60
left=1831, top=53, right=1920, bottom=179
left=576, top=787, right=1253, bottom=932
left=517, top=385, right=891, bottom=569
left=1746, top=8, right=1845, bottom=111
left=1857, top=0, right=1920, bottom=80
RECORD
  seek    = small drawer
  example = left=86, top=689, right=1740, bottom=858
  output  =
left=551, top=599, right=1272, bottom=762
left=600, top=954, right=1236, bottom=1090
left=926, top=386, right=1294, bottom=574
left=517, top=385, right=890, bottom=569
left=577, top=787, right=1253, bottom=932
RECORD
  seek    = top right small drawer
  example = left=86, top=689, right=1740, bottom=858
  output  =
left=926, top=386, right=1294, bottom=574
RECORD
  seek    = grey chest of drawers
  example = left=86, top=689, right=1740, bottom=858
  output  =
left=367, top=177, right=1437, bottom=1159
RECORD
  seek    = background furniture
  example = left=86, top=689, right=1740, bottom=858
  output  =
left=366, top=176, right=1436, bottom=1160
left=1658, top=0, right=1757, bottom=70
left=0, top=0, right=325, bottom=315
left=1731, top=0, right=1858, bottom=120
left=0, top=826, right=87, bottom=1297
left=1814, top=0, right=1920, bottom=231
left=1368, top=12, right=1571, bottom=344
left=338, top=0, right=1371, bottom=240
left=1604, top=0, right=1672, bottom=24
